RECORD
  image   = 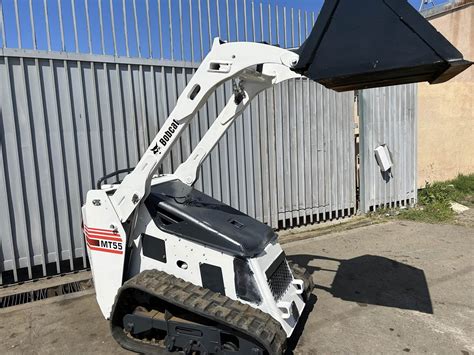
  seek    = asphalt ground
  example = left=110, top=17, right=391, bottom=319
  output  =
left=1, top=218, right=473, bottom=354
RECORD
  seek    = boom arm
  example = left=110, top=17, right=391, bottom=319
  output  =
left=174, top=63, right=301, bottom=186
left=111, top=39, right=300, bottom=222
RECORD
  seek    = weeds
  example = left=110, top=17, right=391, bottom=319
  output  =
left=450, top=174, right=474, bottom=198
left=399, top=202, right=454, bottom=223
left=398, top=174, right=474, bottom=223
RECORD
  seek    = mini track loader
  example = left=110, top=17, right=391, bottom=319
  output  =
left=82, top=0, right=471, bottom=353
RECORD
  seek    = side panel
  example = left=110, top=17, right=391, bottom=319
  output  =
left=129, top=199, right=305, bottom=337
left=82, top=190, right=126, bottom=318
left=127, top=204, right=237, bottom=297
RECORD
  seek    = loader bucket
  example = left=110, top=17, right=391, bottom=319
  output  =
left=293, top=0, right=472, bottom=92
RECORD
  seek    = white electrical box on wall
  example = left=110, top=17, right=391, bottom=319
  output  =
left=374, top=144, right=393, bottom=172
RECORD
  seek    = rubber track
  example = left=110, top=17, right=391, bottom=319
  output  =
left=112, top=269, right=288, bottom=354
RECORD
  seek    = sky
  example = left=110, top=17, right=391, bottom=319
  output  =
left=0, top=0, right=449, bottom=61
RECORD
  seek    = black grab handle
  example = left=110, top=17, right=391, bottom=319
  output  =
left=96, top=167, right=135, bottom=189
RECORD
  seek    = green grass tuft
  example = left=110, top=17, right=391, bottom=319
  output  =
left=399, top=202, right=454, bottom=223
left=398, top=173, right=474, bottom=223
left=450, top=174, right=474, bottom=196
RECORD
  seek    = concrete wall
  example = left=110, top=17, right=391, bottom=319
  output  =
left=417, top=1, right=473, bottom=187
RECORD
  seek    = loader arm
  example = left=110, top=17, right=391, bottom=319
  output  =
left=110, top=39, right=300, bottom=222
left=174, top=63, right=302, bottom=186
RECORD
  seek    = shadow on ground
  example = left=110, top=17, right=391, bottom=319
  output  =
left=285, top=253, right=433, bottom=354
left=288, top=254, right=433, bottom=314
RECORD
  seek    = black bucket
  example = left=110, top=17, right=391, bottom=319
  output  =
left=293, top=0, right=472, bottom=91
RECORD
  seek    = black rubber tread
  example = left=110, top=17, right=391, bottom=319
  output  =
left=110, top=269, right=287, bottom=354
left=288, top=262, right=315, bottom=302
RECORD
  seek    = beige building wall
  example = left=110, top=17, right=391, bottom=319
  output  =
left=417, top=1, right=473, bottom=187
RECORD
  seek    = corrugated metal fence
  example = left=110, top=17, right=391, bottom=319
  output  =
left=359, top=85, right=418, bottom=212
left=0, top=0, right=357, bottom=284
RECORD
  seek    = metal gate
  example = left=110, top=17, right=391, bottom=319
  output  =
left=0, top=0, right=356, bottom=284
left=359, top=84, right=418, bottom=213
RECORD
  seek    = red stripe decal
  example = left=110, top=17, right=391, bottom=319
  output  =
left=84, top=230, right=119, bottom=237
left=87, top=243, right=123, bottom=255
left=84, top=232, right=122, bottom=242
left=84, top=225, right=120, bottom=236
left=86, top=237, right=100, bottom=247
left=83, top=225, right=124, bottom=255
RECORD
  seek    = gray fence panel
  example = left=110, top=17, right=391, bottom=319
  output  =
left=359, top=84, right=418, bottom=213
left=0, top=49, right=356, bottom=283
